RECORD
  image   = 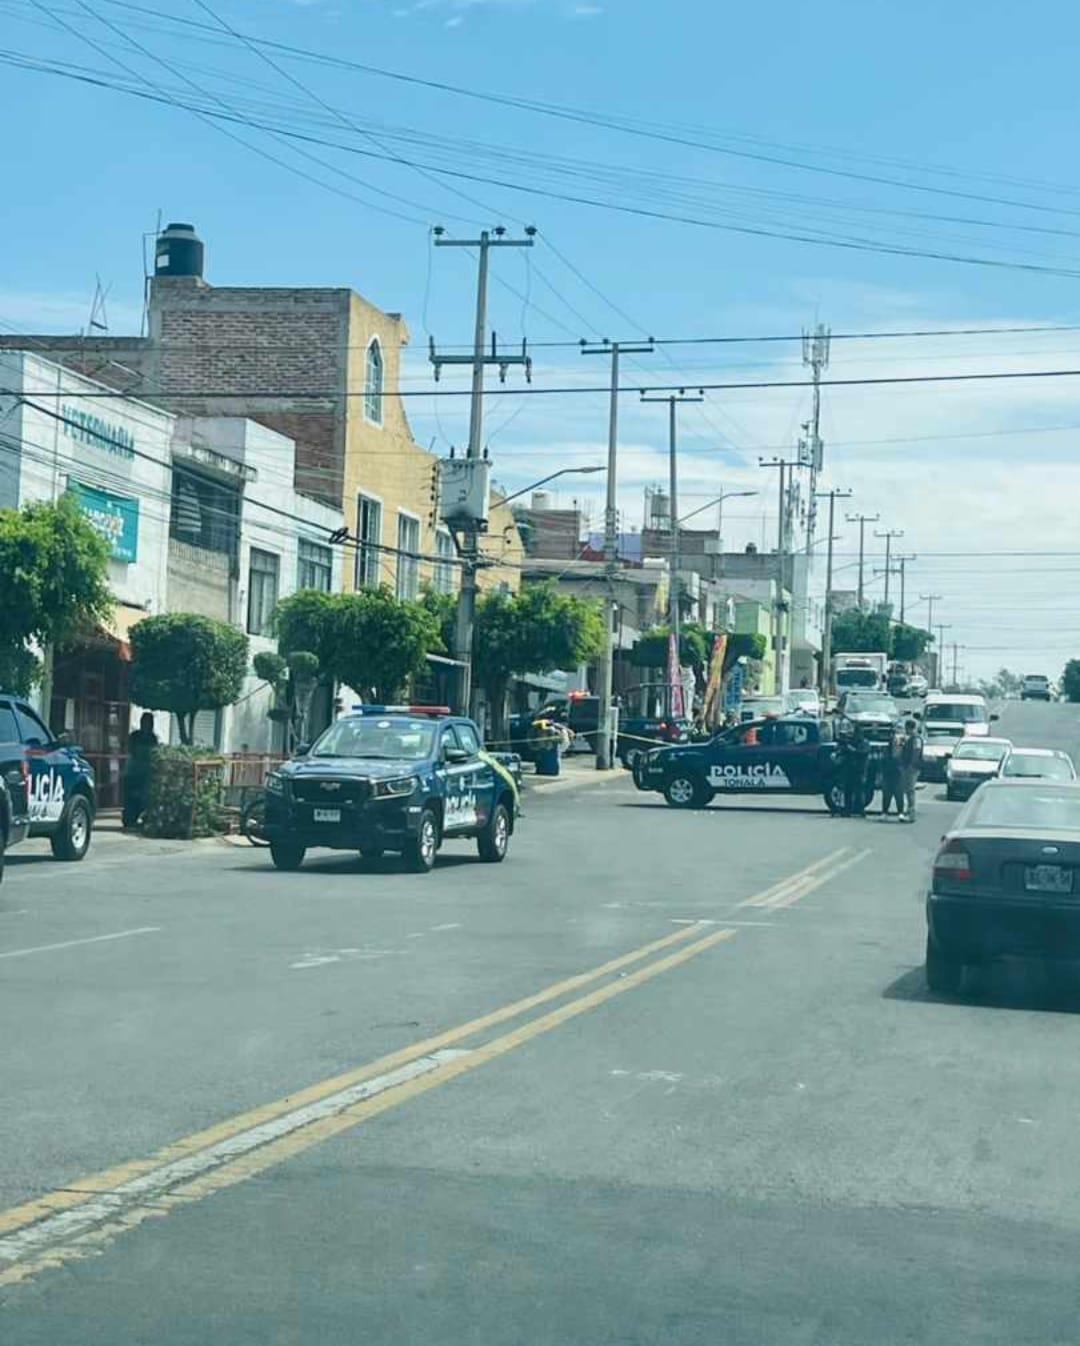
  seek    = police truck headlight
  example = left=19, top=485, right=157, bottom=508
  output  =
left=373, top=776, right=415, bottom=798
left=265, top=772, right=286, bottom=795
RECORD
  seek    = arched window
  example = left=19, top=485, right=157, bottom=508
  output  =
left=364, top=338, right=383, bottom=425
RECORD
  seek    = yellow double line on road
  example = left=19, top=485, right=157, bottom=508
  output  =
left=739, top=846, right=872, bottom=911
left=0, top=849, right=866, bottom=1288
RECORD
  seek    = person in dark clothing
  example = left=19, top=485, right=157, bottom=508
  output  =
left=122, top=712, right=159, bottom=828
left=899, top=717, right=924, bottom=822
left=843, top=725, right=871, bottom=817
left=880, top=725, right=904, bottom=818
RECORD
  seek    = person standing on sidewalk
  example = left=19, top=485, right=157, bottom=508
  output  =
left=122, top=712, right=159, bottom=829
left=899, top=717, right=923, bottom=823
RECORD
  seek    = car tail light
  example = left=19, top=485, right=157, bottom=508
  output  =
left=933, top=842, right=972, bottom=881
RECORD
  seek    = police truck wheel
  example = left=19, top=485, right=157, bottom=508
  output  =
left=404, top=809, right=438, bottom=873
left=824, top=783, right=846, bottom=815
left=663, top=773, right=709, bottom=809
left=477, top=802, right=511, bottom=863
left=50, top=797, right=92, bottom=862
left=0, top=827, right=5, bottom=883
left=270, top=841, right=306, bottom=871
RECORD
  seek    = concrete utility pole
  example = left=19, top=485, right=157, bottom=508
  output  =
left=936, top=623, right=952, bottom=688
left=814, top=487, right=852, bottom=695
left=920, top=593, right=943, bottom=637
left=759, top=456, right=802, bottom=696
left=429, top=226, right=534, bottom=715
left=874, top=528, right=904, bottom=609
left=582, top=338, right=654, bottom=769
left=895, top=555, right=916, bottom=624
left=802, top=324, right=830, bottom=553
left=641, top=389, right=705, bottom=643
left=846, top=512, right=879, bottom=608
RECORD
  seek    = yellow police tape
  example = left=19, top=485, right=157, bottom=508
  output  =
left=478, top=749, right=522, bottom=814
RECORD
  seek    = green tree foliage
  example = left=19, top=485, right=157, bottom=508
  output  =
left=723, top=632, right=767, bottom=674
left=130, top=613, right=249, bottom=745
left=474, top=584, right=605, bottom=737
left=1062, top=660, right=1080, bottom=703
left=890, top=623, right=932, bottom=661
left=830, top=606, right=892, bottom=654
left=0, top=495, right=113, bottom=693
left=274, top=588, right=443, bottom=704
left=253, top=648, right=320, bottom=749
left=419, top=585, right=457, bottom=654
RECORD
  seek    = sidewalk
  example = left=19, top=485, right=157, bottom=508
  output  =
left=523, top=753, right=630, bottom=794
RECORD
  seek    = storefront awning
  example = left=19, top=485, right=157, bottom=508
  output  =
left=97, top=603, right=150, bottom=662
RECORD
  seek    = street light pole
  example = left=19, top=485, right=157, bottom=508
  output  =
left=760, top=456, right=802, bottom=696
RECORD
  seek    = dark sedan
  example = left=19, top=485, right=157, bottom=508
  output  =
left=926, top=779, right=1080, bottom=994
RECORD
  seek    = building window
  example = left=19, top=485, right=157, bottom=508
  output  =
left=434, top=529, right=455, bottom=594
left=396, top=513, right=420, bottom=601
left=297, top=537, right=332, bottom=593
left=355, top=494, right=382, bottom=589
left=247, top=548, right=280, bottom=636
left=364, top=338, right=384, bottom=426
left=169, top=467, right=240, bottom=567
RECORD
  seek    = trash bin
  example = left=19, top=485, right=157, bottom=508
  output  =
left=535, top=742, right=561, bottom=776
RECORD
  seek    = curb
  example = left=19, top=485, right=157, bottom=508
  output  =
left=525, top=768, right=631, bottom=795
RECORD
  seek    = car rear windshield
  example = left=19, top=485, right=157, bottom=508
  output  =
left=967, top=786, right=1080, bottom=829
left=311, top=717, right=436, bottom=759
left=953, top=741, right=1008, bottom=761
left=925, top=702, right=987, bottom=723
left=1002, top=752, right=1075, bottom=781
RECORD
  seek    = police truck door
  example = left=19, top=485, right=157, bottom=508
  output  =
left=13, top=701, right=68, bottom=827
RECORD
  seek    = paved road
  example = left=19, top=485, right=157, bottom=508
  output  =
left=3, top=701, right=1080, bottom=1343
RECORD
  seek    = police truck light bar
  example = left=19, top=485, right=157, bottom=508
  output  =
left=350, top=705, right=452, bottom=718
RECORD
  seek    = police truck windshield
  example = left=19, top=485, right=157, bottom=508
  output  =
left=311, top=718, right=437, bottom=760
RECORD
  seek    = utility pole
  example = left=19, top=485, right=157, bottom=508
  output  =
left=920, top=593, right=943, bottom=636
left=814, top=487, right=852, bottom=696
left=874, top=528, right=904, bottom=609
left=582, top=338, right=654, bottom=769
left=642, top=388, right=705, bottom=642
left=936, top=623, right=952, bottom=688
left=951, top=642, right=962, bottom=688
left=759, top=456, right=802, bottom=696
left=895, top=555, right=916, bottom=624
left=429, top=226, right=535, bottom=715
left=846, top=512, right=879, bottom=608
left=802, top=323, right=830, bottom=553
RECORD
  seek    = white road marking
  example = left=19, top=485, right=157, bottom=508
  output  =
left=290, top=946, right=395, bottom=970
left=429, top=923, right=461, bottom=932
left=0, top=1048, right=472, bottom=1267
left=0, top=927, right=160, bottom=961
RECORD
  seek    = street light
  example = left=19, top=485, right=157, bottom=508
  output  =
left=497, top=465, right=604, bottom=507
left=678, top=488, right=758, bottom=534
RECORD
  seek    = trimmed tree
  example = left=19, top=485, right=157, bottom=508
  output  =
left=274, top=587, right=443, bottom=704
left=130, top=613, right=249, bottom=745
left=474, top=584, right=605, bottom=740
left=0, top=495, right=113, bottom=694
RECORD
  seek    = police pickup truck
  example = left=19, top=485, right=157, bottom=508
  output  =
left=0, top=692, right=96, bottom=877
left=634, top=714, right=869, bottom=812
left=262, top=705, right=521, bottom=873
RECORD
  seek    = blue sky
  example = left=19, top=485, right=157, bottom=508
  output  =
left=3, top=0, right=1080, bottom=677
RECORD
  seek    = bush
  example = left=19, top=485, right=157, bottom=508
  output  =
left=142, top=745, right=227, bottom=839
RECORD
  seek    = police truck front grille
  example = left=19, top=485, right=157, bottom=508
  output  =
left=292, top=778, right=371, bottom=804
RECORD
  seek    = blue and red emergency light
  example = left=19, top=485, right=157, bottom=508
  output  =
left=350, top=704, right=452, bottom=718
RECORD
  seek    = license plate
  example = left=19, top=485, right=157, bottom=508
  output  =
left=1025, top=864, right=1073, bottom=893
left=312, top=808, right=341, bottom=823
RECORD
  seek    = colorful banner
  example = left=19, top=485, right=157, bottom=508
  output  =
left=668, top=632, right=685, bottom=718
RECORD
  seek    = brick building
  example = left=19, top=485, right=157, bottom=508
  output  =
left=0, top=221, right=521, bottom=604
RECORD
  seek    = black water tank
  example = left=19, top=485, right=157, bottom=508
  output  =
left=155, top=222, right=204, bottom=278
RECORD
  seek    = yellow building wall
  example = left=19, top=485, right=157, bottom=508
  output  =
left=341, top=293, right=522, bottom=599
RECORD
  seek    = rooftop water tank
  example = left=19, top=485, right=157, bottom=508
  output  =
left=155, top=222, right=204, bottom=278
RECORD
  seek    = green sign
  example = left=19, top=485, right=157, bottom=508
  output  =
left=69, top=481, right=139, bottom=563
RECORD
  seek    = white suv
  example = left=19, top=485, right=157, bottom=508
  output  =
left=1020, top=674, right=1052, bottom=701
